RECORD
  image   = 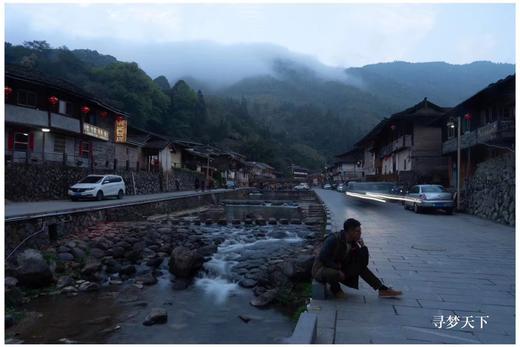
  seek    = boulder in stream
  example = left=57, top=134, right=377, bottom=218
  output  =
left=168, top=247, right=203, bottom=278
left=143, top=308, right=168, bottom=326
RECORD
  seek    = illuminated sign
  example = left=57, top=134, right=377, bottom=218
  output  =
left=83, top=123, right=109, bottom=141
left=115, top=118, right=127, bottom=143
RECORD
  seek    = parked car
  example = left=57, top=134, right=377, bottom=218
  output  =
left=225, top=180, right=237, bottom=189
left=68, top=175, right=126, bottom=201
left=323, top=184, right=332, bottom=189
left=294, top=183, right=310, bottom=191
left=404, top=184, right=454, bottom=214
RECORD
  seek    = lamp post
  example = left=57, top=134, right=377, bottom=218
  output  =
left=447, top=118, right=461, bottom=210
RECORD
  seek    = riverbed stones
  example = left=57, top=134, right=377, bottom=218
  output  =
left=239, top=278, right=257, bottom=288
left=255, top=218, right=266, bottom=226
left=58, top=252, right=74, bottom=262
left=79, top=281, right=100, bottom=292
left=90, top=248, right=105, bottom=259
left=168, top=246, right=203, bottom=278
left=197, top=244, right=218, bottom=257
left=81, top=262, right=102, bottom=276
left=250, top=288, right=278, bottom=307
left=56, top=275, right=74, bottom=289
left=279, top=219, right=289, bottom=225
left=71, top=247, right=86, bottom=260
left=15, top=249, right=53, bottom=288
left=120, top=265, right=137, bottom=276
left=268, top=218, right=277, bottom=225
left=110, top=247, right=125, bottom=258
left=136, top=272, right=158, bottom=285
left=146, top=257, right=164, bottom=268
left=61, top=286, right=78, bottom=294
left=143, top=308, right=168, bottom=326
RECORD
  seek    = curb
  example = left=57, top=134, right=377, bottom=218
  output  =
left=285, top=312, right=318, bottom=344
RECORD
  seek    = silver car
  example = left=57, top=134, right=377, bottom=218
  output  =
left=404, top=184, right=454, bottom=214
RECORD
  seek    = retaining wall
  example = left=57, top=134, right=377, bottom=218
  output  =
left=5, top=189, right=248, bottom=261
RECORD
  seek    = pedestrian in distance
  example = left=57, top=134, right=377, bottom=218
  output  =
left=312, top=218, right=402, bottom=299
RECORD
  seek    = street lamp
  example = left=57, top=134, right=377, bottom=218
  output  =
left=447, top=117, right=461, bottom=211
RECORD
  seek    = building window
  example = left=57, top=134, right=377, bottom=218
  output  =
left=17, top=90, right=37, bottom=107
left=59, top=100, right=74, bottom=116
left=79, top=141, right=91, bottom=159
left=54, top=135, right=66, bottom=153
left=14, top=132, right=30, bottom=151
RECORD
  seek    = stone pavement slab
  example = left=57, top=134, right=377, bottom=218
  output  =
left=311, top=189, right=515, bottom=344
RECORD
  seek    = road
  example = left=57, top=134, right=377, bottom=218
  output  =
left=311, top=188, right=515, bottom=344
left=5, top=189, right=231, bottom=221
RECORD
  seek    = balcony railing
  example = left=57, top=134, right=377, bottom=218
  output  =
left=5, top=150, right=92, bottom=168
left=442, top=120, right=515, bottom=154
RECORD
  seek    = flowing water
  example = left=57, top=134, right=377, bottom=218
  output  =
left=7, top=223, right=314, bottom=344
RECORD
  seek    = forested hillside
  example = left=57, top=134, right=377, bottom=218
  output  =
left=5, top=41, right=515, bottom=173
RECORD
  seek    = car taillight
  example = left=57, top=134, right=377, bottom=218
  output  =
left=420, top=194, right=427, bottom=200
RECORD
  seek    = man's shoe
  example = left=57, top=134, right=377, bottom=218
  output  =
left=378, top=288, right=402, bottom=298
left=332, top=290, right=347, bottom=299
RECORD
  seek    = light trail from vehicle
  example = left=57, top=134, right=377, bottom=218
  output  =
left=345, top=192, right=387, bottom=203
left=365, top=192, right=421, bottom=203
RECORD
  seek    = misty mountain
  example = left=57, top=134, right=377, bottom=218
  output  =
left=345, top=60, right=515, bottom=108
left=5, top=41, right=515, bottom=172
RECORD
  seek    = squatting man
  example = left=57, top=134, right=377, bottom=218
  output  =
left=312, top=218, right=402, bottom=298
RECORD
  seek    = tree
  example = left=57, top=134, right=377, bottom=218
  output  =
left=23, top=40, right=51, bottom=51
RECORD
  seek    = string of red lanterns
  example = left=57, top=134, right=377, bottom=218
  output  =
left=464, top=113, right=472, bottom=121
left=81, top=106, right=90, bottom=114
left=5, top=86, right=13, bottom=97
left=48, top=96, right=59, bottom=105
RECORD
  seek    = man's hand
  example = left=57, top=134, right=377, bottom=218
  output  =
left=357, top=238, right=365, bottom=248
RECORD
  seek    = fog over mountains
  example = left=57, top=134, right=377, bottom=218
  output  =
left=93, top=40, right=514, bottom=115
left=6, top=39, right=515, bottom=171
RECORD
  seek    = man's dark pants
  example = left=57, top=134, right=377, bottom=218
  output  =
left=315, top=247, right=383, bottom=293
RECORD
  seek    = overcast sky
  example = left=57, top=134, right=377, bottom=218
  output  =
left=5, top=3, right=515, bottom=68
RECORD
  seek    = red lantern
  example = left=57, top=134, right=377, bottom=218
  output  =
left=81, top=106, right=90, bottom=114
left=5, top=86, right=13, bottom=97
left=99, top=111, right=108, bottom=118
left=464, top=113, right=472, bottom=121
left=390, top=124, right=396, bottom=130
left=116, top=115, right=125, bottom=121
left=48, top=96, right=59, bottom=105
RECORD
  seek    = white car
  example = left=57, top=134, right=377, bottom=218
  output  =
left=294, top=183, right=310, bottom=191
left=68, top=175, right=126, bottom=201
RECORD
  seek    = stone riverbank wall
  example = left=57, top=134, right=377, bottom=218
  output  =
left=464, top=152, right=515, bottom=226
left=5, top=189, right=249, bottom=262
left=5, top=162, right=205, bottom=202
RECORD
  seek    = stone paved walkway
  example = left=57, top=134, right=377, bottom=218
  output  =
left=312, top=189, right=515, bottom=344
